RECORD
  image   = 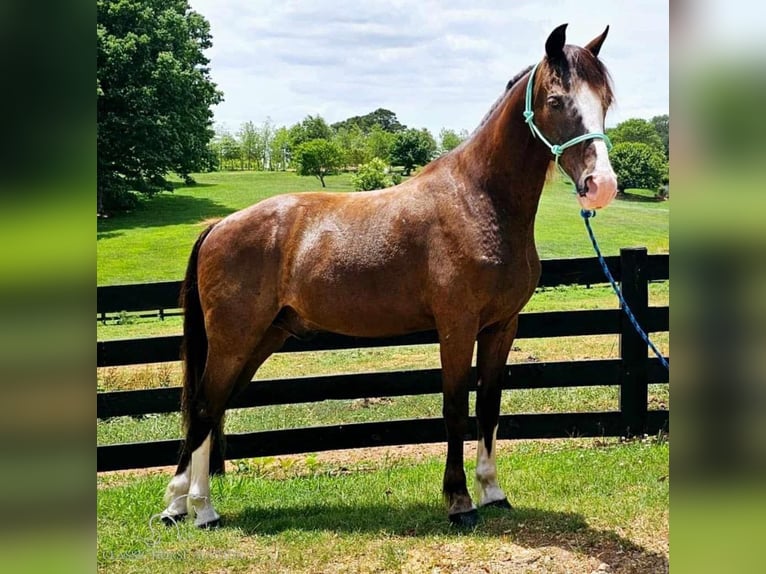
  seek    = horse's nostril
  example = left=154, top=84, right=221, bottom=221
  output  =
left=578, top=175, right=593, bottom=197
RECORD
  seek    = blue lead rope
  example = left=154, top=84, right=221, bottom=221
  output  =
left=580, top=210, right=670, bottom=371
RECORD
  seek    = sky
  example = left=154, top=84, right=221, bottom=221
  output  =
left=188, top=0, right=669, bottom=137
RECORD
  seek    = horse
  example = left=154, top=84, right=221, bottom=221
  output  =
left=160, top=23, right=618, bottom=528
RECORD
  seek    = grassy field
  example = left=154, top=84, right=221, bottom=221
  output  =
left=97, top=170, right=669, bottom=572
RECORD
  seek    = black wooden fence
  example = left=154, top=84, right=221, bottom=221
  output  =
left=97, top=248, right=669, bottom=472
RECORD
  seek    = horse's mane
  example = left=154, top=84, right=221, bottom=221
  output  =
left=472, top=65, right=533, bottom=134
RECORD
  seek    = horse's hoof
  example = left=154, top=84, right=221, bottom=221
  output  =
left=196, top=517, right=222, bottom=530
left=161, top=513, right=187, bottom=526
left=449, top=508, right=479, bottom=528
left=482, top=498, right=512, bottom=510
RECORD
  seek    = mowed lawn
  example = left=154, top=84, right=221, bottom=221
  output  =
left=97, top=170, right=669, bottom=573
left=98, top=439, right=669, bottom=574
left=97, top=170, right=668, bottom=285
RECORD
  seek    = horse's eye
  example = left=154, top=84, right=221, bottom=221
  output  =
left=547, top=95, right=563, bottom=109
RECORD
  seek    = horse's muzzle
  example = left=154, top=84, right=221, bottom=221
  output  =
left=577, top=172, right=618, bottom=210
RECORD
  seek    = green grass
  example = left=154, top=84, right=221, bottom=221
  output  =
left=97, top=170, right=668, bottom=285
left=97, top=439, right=668, bottom=573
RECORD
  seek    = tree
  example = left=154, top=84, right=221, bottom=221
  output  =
left=270, top=126, right=291, bottom=171
left=650, top=114, right=669, bottom=158
left=332, top=108, right=405, bottom=134
left=238, top=121, right=260, bottom=170
left=218, top=133, right=241, bottom=171
left=289, top=114, right=333, bottom=149
left=257, top=118, right=274, bottom=170
left=366, top=125, right=395, bottom=162
left=609, top=142, right=667, bottom=193
left=439, top=128, right=467, bottom=154
left=293, top=139, right=344, bottom=187
left=97, top=0, right=222, bottom=212
left=333, top=125, right=371, bottom=168
left=607, top=118, right=664, bottom=157
left=352, top=158, right=394, bottom=191
left=390, top=128, right=437, bottom=175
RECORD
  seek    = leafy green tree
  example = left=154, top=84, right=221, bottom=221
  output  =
left=438, top=128, right=467, bottom=154
left=289, top=114, right=333, bottom=149
left=97, top=0, right=222, bottom=212
left=247, top=118, right=274, bottom=170
left=366, top=125, right=395, bottom=162
left=238, top=121, right=260, bottom=170
left=607, top=118, right=664, bottom=157
left=609, top=142, right=667, bottom=192
left=651, top=114, right=669, bottom=158
left=352, top=158, right=394, bottom=191
left=332, top=108, right=405, bottom=134
left=333, top=125, right=371, bottom=168
left=219, top=133, right=241, bottom=171
left=390, top=128, right=437, bottom=175
left=293, top=139, right=344, bottom=187
left=270, top=126, right=291, bottom=171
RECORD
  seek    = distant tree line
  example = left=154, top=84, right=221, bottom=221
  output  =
left=209, top=109, right=469, bottom=186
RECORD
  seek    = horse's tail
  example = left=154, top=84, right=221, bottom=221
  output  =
left=176, top=222, right=225, bottom=475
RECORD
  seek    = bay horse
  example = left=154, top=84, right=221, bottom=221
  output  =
left=161, top=23, right=618, bottom=528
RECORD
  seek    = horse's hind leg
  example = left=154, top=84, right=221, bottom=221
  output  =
left=474, top=317, right=518, bottom=509
left=180, top=325, right=289, bottom=528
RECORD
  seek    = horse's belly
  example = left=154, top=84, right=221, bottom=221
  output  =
left=286, top=282, right=435, bottom=338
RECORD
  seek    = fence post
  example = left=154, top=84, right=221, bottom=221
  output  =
left=619, top=247, right=649, bottom=437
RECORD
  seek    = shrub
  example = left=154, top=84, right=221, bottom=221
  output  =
left=352, top=158, right=395, bottom=191
left=609, top=142, right=667, bottom=192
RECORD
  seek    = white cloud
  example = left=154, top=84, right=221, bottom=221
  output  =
left=189, top=0, right=668, bottom=134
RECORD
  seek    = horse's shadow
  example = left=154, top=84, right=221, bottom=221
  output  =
left=227, top=502, right=667, bottom=571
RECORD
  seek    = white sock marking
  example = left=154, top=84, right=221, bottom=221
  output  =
left=162, top=466, right=190, bottom=517
left=475, top=425, right=506, bottom=505
left=187, top=432, right=220, bottom=526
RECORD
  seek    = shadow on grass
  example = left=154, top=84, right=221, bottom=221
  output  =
left=616, top=190, right=663, bottom=203
left=227, top=502, right=666, bottom=570
left=97, top=188, right=231, bottom=236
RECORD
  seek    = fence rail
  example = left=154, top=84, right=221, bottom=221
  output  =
left=97, top=250, right=669, bottom=472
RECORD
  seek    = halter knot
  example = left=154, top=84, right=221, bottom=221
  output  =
left=523, top=110, right=534, bottom=124
left=580, top=209, right=596, bottom=219
left=550, top=144, right=563, bottom=157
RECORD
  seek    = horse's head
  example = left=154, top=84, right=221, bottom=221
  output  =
left=530, top=24, right=617, bottom=210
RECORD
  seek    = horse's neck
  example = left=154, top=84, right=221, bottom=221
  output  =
left=456, top=87, right=550, bottom=224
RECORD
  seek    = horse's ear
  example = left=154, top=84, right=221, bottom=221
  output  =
left=584, top=25, right=610, bottom=57
left=545, top=23, right=568, bottom=60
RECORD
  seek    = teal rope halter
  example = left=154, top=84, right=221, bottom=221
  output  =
left=523, top=62, right=613, bottom=185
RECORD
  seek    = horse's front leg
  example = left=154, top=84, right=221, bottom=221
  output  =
left=438, top=317, right=480, bottom=527
left=474, top=317, right=518, bottom=509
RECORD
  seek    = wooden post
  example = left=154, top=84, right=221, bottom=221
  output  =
left=619, top=247, right=649, bottom=437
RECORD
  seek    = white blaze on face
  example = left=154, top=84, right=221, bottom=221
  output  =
left=475, top=425, right=507, bottom=506
left=573, top=82, right=618, bottom=210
